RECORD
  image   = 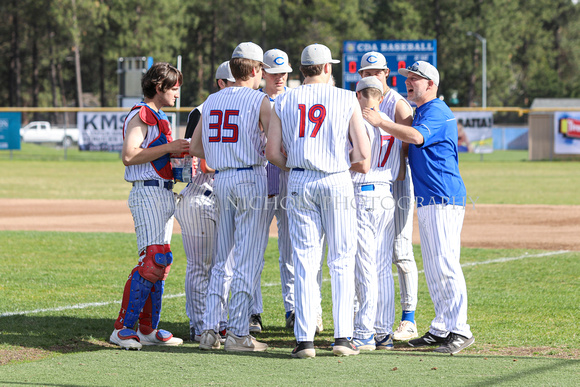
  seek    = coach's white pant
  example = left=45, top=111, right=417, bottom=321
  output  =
left=202, top=167, right=269, bottom=337
left=288, top=170, right=357, bottom=342
left=392, top=161, right=418, bottom=312
left=418, top=204, right=472, bottom=338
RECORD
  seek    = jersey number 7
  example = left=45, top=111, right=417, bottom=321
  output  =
left=298, top=104, right=326, bottom=138
left=378, top=135, right=395, bottom=167
left=209, top=110, right=239, bottom=143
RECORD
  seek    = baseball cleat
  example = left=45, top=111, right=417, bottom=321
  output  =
left=137, top=328, right=183, bottom=346
left=315, top=313, right=323, bottom=334
left=393, top=320, right=419, bottom=341
left=224, top=332, right=268, bottom=352
left=109, top=328, right=142, bottom=350
left=433, top=333, right=475, bottom=355
left=285, top=310, right=295, bottom=330
left=291, top=341, right=315, bottom=358
left=352, top=335, right=376, bottom=351
left=374, top=334, right=394, bottom=350
left=249, top=314, right=263, bottom=333
left=199, top=329, right=221, bottom=350
left=332, top=338, right=360, bottom=357
left=408, top=331, right=447, bottom=348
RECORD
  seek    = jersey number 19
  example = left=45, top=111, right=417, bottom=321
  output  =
left=298, top=104, right=326, bottom=138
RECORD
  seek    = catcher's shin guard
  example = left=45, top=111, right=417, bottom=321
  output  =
left=114, top=267, right=154, bottom=330
left=138, top=280, right=165, bottom=331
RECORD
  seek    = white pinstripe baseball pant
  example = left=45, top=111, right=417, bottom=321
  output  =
left=392, top=160, right=418, bottom=312
left=175, top=183, right=230, bottom=336
left=288, top=169, right=357, bottom=342
left=128, top=183, right=175, bottom=255
left=202, top=167, right=269, bottom=336
left=251, top=169, right=294, bottom=315
left=417, top=204, right=472, bottom=338
left=353, top=183, right=395, bottom=339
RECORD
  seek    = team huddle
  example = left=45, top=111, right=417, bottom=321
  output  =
left=110, top=41, right=475, bottom=358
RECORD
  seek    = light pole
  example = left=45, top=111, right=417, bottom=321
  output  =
left=467, top=31, right=487, bottom=108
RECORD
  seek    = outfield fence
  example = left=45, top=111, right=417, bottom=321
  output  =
left=2, top=106, right=580, bottom=161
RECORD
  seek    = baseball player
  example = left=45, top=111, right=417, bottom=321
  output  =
left=363, top=61, right=475, bottom=355
left=110, top=62, right=189, bottom=350
left=358, top=51, right=419, bottom=341
left=350, top=77, right=403, bottom=351
left=266, top=43, right=370, bottom=358
left=190, top=42, right=271, bottom=352
left=249, top=48, right=294, bottom=333
left=175, top=61, right=235, bottom=343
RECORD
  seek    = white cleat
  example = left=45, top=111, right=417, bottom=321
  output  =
left=224, top=332, right=268, bottom=352
left=393, top=320, right=419, bottom=341
left=110, top=328, right=142, bottom=350
left=199, top=330, right=221, bottom=350
left=137, top=328, right=183, bottom=346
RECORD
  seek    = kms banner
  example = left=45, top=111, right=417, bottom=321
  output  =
left=78, top=112, right=175, bottom=152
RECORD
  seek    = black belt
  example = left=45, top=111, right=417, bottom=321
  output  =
left=293, top=168, right=304, bottom=172
left=134, top=180, right=174, bottom=190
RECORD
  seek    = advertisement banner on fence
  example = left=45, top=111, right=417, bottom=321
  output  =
left=0, top=112, right=22, bottom=150
left=77, top=112, right=176, bottom=152
left=554, top=112, right=580, bottom=154
left=453, top=111, right=494, bottom=153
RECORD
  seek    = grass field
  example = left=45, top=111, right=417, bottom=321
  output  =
left=2, top=145, right=580, bottom=204
left=1, top=145, right=579, bottom=386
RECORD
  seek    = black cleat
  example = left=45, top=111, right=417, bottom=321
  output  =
left=333, top=337, right=360, bottom=357
left=433, top=333, right=475, bottom=355
left=408, top=331, right=447, bottom=347
left=292, top=341, right=315, bottom=358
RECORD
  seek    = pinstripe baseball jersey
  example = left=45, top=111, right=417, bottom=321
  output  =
left=201, top=87, right=268, bottom=171
left=351, top=113, right=401, bottom=184
left=275, top=84, right=358, bottom=173
left=123, top=108, right=173, bottom=182
left=379, top=89, right=412, bottom=122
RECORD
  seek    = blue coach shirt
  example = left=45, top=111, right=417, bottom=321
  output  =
left=408, top=98, right=466, bottom=207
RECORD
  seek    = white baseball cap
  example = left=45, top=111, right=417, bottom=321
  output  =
left=358, top=52, right=389, bottom=74
left=232, top=42, right=270, bottom=68
left=301, top=44, right=340, bottom=65
left=398, top=61, right=440, bottom=86
left=356, top=76, right=384, bottom=93
left=263, top=49, right=293, bottom=74
left=215, top=61, right=235, bottom=82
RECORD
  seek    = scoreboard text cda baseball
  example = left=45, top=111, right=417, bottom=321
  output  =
left=342, top=40, right=437, bottom=96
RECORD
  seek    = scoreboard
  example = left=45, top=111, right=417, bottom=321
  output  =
left=342, top=40, right=437, bottom=95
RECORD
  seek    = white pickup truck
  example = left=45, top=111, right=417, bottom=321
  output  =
left=20, top=121, right=79, bottom=147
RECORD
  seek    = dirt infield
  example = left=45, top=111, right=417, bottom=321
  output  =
left=1, top=199, right=579, bottom=251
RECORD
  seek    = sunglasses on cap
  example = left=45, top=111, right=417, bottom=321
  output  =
left=407, top=63, right=431, bottom=81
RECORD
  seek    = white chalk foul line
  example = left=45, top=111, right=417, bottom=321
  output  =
left=0, top=250, right=570, bottom=318
left=0, top=293, right=185, bottom=318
